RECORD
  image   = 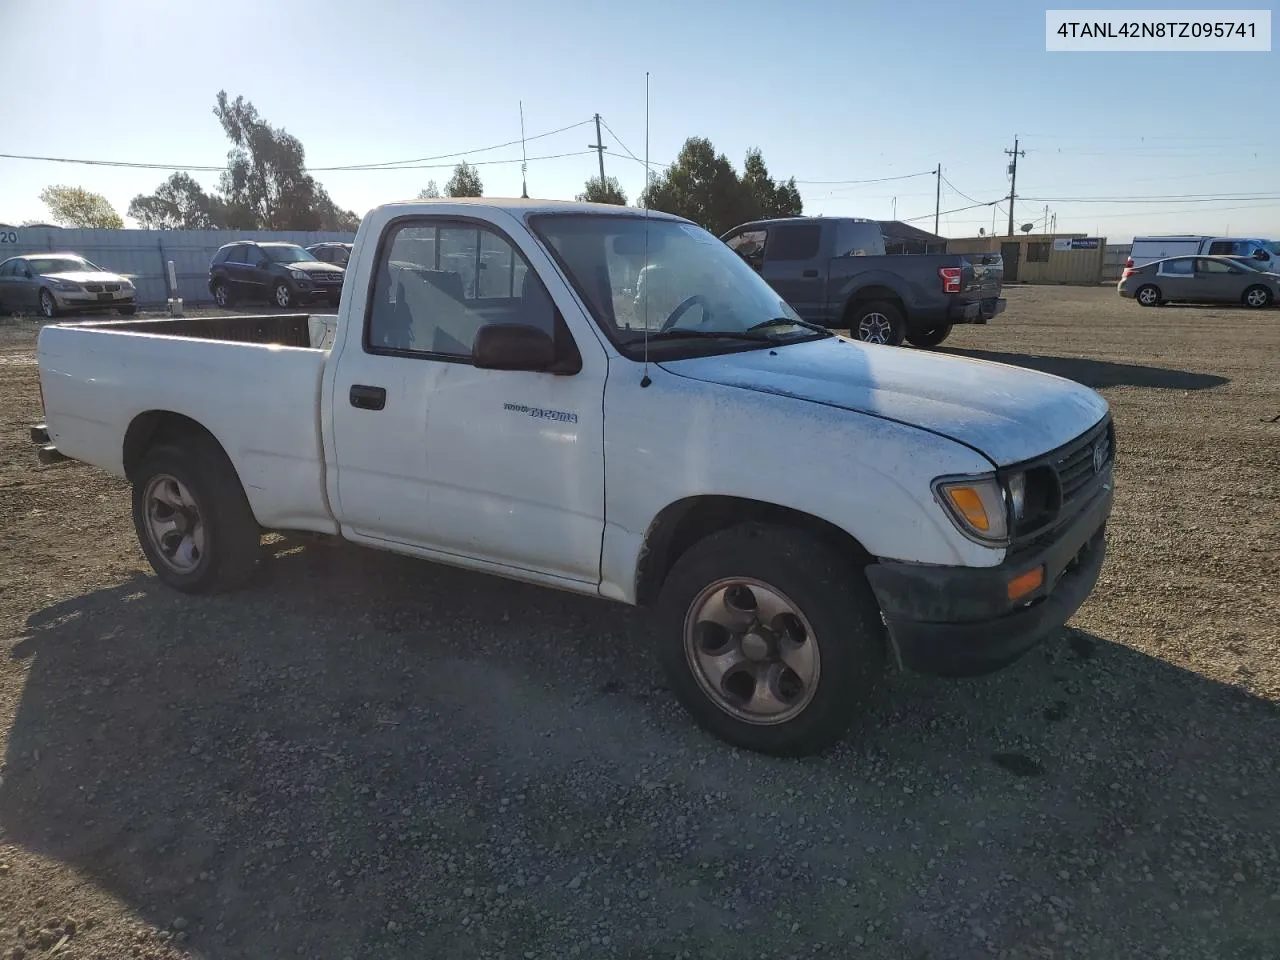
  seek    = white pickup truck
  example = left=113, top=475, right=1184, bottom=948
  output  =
left=34, top=199, right=1115, bottom=756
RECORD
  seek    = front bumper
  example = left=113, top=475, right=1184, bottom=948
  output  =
left=864, top=480, right=1113, bottom=677
left=54, top=290, right=136, bottom=308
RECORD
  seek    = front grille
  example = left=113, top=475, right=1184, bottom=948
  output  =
left=104, top=283, right=120, bottom=292
left=316, top=273, right=342, bottom=284
left=83, top=283, right=103, bottom=293
left=1054, top=419, right=1113, bottom=505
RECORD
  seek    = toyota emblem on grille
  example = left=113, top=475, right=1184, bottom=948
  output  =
left=1091, top=443, right=1105, bottom=473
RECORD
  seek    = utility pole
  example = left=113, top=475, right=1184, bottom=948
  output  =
left=1043, top=204, right=1049, bottom=233
left=1004, top=137, right=1025, bottom=237
left=588, top=113, right=608, bottom=186
left=934, top=164, right=942, bottom=236
left=519, top=101, right=529, bottom=199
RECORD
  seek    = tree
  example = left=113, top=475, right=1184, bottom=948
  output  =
left=576, top=175, right=627, bottom=205
left=38, top=185, right=124, bottom=229
left=639, top=137, right=744, bottom=236
left=639, top=139, right=802, bottom=235
left=127, top=172, right=227, bottom=229
left=445, top=162, right=483, bottom=198
left=741, top=149, right=803, bottom=220
left=418, top=180, right=441, bottom=199
left=128, top=91, right=360, bottom=231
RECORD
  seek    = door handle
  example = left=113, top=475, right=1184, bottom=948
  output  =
left=802, top=269, right=819, bottom=278
left=349, top=384, right=386, bottom=410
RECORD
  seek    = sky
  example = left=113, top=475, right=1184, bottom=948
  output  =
left=0, top=0, right=1276, bottom=242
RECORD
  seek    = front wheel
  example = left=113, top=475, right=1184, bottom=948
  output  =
left=1136, top=284, right=1161, bottom=307
left=131, top=439, right=262, bottom=594
left=848, top=301, right=906, bottom=346
left=274, top=282, right=294, bottom=309
left=906, top=324, right=953, bottom=348
left=39, top=289, right=59, bottom=319
left=212, top=280, right=233, bottom=309
left=1243, top=285, right=1273, bottom=309
left=656, top=524, right=887, bottom=756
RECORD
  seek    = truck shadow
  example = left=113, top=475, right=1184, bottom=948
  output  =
left=936, top=347, right=1228, bottom=391
left=2, top=543, right=1278, bottom=957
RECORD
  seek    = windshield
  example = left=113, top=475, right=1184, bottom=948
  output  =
left=530, top=214, right=821, bottom=356
left=1265, top=241, right=1280, bottom=257
left=264, top=245, right=318, bottom=264
left=29, top=257, right=99, bottom=274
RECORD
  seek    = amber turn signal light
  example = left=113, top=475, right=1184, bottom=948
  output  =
left=1007, top=566, right=1044, bottom=602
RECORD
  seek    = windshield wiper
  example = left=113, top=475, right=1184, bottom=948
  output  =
left=744, top=316, right=831, bottom=336
left=625, top=328, right=777, bottom=344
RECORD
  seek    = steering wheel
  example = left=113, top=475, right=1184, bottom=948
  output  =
left=660, top=295, right=710, bottom=332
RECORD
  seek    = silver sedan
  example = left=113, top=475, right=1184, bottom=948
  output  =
left=0, top=253, right=137, bottom=318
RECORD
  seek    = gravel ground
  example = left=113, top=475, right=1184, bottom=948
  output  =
left=1, top=288, right=1278, bottom=959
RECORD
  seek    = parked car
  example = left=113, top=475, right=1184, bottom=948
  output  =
left=1119, top=254, right=1280, bottom=308
left=719, top=217, right=1004, bottom=347
left=33, top=199, right=1114, bottom=757
left=1129, top=235, right=1280, bottom=271
left=208, top=241, right=344, bottom=309
left=0, top=253, right=136, bottom=318
left=306, top=242, right=353, bottom=267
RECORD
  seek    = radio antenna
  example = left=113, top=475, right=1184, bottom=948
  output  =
left=640, top=71, right=652, bottom=388
left=519, top=101, right=529, bottom=199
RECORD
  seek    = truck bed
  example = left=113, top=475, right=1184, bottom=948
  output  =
left=67, top=312, right=338, bottom=350
left=37, top=313, right=338, bottom=535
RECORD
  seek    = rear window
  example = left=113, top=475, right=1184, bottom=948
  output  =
left=766, top=224, right=821, bottom=262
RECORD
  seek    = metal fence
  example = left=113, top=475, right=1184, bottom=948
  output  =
left=0, top=227, right=356, bottom=306
left=1102, top=243, right=1132, bottom=282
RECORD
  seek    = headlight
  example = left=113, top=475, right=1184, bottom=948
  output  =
left=50, top=279, right=82, bottom=292
left=289, top=269, right=309, bottom=281
left=933, top=474, right=1008, bottom=543
left=120, top=278, right=134, bottom=289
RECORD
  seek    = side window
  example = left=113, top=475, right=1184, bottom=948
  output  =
left=313, top=248, right=330, bottom=262
left=1197, top=258, right=1233, bottom=274
left=766, top=224, right=821, bottom=262
left=0, top=260, right=14, bottom=277
left=726, top=229, right=767, bottom=268
left=1206, top=241, right=1235, bottom=255
left=1160, top=258, right=1193, bottom=276
left=367, top=219, right=556, bottom=358
left=834, top=221, right=876, bottom=257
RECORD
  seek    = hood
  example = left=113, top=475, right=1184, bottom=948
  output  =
left=287, top=261, right=344, bottom=274
left=42, top=270, right=127, bottom=283
left=658, top=337, right=1109, bottom=467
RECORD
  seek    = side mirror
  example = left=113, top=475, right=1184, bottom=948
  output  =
left=472, top=323, right=557, bottom=372
left=1254, top=249, right=1269, bottom=261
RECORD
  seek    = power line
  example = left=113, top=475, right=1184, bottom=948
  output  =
left=311, top=119, right=594, bottom=171
left=939, top=174, right=985, bottom=206
left=900, top=200, right=997, bottom=224
left=0, top=119, right=598, bottom=175
left=794, top=170, right=934, bottom=186
left=1022, top=192, right=1280, bottom=203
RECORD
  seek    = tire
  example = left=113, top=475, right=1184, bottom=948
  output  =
left=130, top=439, right=262, bottom=594
left=39, top=288, right=59, bottom=319
left=848, top=300, right=906, bottom=346
left=906, top=324, right=953, bottom=348
left=116, top=305, right=137, bottom=316
left=274, top=282, right=294, bottom=309
left=212, top=281, right=233, bottom=309
left=1243, top=285, right=1273, bottom=309
left=1135, top=284, right=1161, bottom=307
left=656, top=523, right=887, bottom=757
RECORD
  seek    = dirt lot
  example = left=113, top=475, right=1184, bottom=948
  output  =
left=1, top=287, right=1278, bottom=959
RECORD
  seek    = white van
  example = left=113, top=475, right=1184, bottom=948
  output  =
left=1130, top=236, right=1280, bottom=271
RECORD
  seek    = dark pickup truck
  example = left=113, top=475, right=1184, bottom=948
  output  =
left=720, top=217, right=1005, bottom=347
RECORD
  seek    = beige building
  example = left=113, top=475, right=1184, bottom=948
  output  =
left=946, top=233, right=1107, bottom=285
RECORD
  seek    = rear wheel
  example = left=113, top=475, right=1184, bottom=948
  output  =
left=1136, top=284, right=1161, bottom=307
left=39, top=289, right=59, bottom=319
left=1243, top=285, right=1272, bottom=309
left=656, top=523, right=887, bottom=756
left=212, top=281, right=233, bottom=309
left=131, top=439, right=262, bottom=594
left=906, top=324, right=953, bottom=348
left=274, top=282, right=294, bottom=309
left=848, top=300, right=906, bottom=346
